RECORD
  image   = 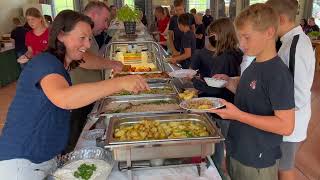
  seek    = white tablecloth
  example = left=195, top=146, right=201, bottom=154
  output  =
left=75, top=137, right=222, bottom=180
left=109, top=164, right=222, bottom=180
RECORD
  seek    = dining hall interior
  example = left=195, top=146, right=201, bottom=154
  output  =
left=0, top=0, right=320, bottom=179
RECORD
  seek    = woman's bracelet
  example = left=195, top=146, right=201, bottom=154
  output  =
left=24, top=54, right=31, bottom=59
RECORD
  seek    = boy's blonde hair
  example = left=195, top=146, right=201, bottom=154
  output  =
left=235, top=3, right=279, bottom=33
left=266, top=0, right=299, bottom=22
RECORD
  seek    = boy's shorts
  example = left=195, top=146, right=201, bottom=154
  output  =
left=227, top=157, right=278, bottom=180
left=279, top=142, right=300, bottom=171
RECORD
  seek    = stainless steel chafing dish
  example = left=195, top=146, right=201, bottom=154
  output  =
left=99, top=112, right=224, bottom=162
left=95, top=112, right=224, bottom=179
left=104, top=40, right=166, bottom=76
left=113, top=71, right=171, bottom=84
left=109, top=81, right=179, bottom=98
left=93, top=95, right=182, bottom=118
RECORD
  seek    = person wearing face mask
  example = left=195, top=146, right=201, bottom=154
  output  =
left=190, top=18, right=242, bottom=173
left=191, top=18, right=243, bottom=94
left=0, top=10, right=149, bottom=179
left=65, top=1, right=124, bottom=153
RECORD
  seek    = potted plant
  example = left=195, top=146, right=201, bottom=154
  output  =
left=116, top=5, right=140, bottom=34
left=308, top=31, right=320, bottom=40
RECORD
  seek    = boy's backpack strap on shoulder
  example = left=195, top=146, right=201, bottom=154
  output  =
left=289, top=35, right=300, bottom=78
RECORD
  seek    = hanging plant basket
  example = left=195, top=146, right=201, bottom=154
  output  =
left=124, top=21, right=136, bottom=34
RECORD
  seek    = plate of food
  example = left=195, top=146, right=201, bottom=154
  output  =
left=179, top=97, right=225, bottom=113
left=168, top=69, right=197, bottom=78
left=204, top=77, right=227, bottom=88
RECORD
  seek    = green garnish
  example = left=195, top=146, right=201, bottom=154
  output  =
left=73, top=163, right=97, bottom=180
left=184, top=130, right=194, bottom=138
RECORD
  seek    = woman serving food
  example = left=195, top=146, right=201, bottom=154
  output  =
left=0, top=10, right=149, bottom=179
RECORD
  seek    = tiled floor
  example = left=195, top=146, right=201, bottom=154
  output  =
left=1, top=73, right=320, bottom=179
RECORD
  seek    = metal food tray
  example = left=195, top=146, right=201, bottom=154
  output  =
left=99, top=112, right=224, bottom=161
left=96, top=95, right=182, bottom=117
left=113, top=72, right=171, bottom=84
left=116, top=54, right=160, bottom=74
left=109, top=81, right=179, bottom=98
left=105, top=41, right=165, bottom=74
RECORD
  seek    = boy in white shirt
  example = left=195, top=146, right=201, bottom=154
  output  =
left=266, top=0, right=315, bottom=180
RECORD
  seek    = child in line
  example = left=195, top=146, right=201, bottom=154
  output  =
left=169, top=14, right=196, bottom=69
left=190, top=17, right=242, bottom=172
left=266, top=1, right=315, bottom=180
left=211, top=4, right=295, bottom=180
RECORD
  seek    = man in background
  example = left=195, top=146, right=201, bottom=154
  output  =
left=203, top=9, right=213, bottom=30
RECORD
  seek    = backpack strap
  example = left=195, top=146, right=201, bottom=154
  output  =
left=289, top=35, right=300, bottom=77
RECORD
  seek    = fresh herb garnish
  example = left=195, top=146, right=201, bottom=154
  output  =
left=74, top=163, right=97, bottom=180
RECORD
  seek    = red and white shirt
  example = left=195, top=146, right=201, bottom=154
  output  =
left=25, top=28, right=49, bottom=57
left=157, top=16, right=170, bottom=43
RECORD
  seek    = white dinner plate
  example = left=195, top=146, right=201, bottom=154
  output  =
left=204, top=77, right=227, bottom=88
left=168, top=69, right=197, bottom=78
left=179, top=97, right=225, bottom=113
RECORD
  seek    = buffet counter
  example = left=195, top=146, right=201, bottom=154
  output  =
left=0, top=46, right=20, bottom=87
left=74, top=30, right=223, bottom=180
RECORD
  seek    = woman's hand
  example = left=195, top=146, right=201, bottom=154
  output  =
left=213, top=75, right=240, bottom=94
left=212, top=74, right=230, bottom=82
left=17, top=55, right=29, bottom=64
left=210, top=99, right=243, bottom=120
left=118, top=75, right=150, bottom=94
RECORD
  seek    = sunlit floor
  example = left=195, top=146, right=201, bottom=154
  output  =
left=1, top=72, right=320, bottom=179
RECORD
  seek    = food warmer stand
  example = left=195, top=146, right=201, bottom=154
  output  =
left=76, top=29, right=224, bottom=180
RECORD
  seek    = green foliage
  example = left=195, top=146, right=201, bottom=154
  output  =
left=54, top=0, right=74, bottom=15
left=116, top=5, right=140, bottom=22
left=308, top=31, right=320, bottom=38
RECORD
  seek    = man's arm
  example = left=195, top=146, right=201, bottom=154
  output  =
left=80, top=51, right=123, bottom=72
left=170, top=47, right=191, bottom=63
left=168, top=30, right=179, bottom=55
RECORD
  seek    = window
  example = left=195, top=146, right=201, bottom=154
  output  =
left=124, top=0, right=135, bottom=7
left=312, top=0, right=320, bottom=25
left=188, top=0, right=210, bottom=14
left=250, top=0, right=267, bottom=5
left=53, top=0, right=74, bottom=16
left=224, top=0, right=237, bottom=18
